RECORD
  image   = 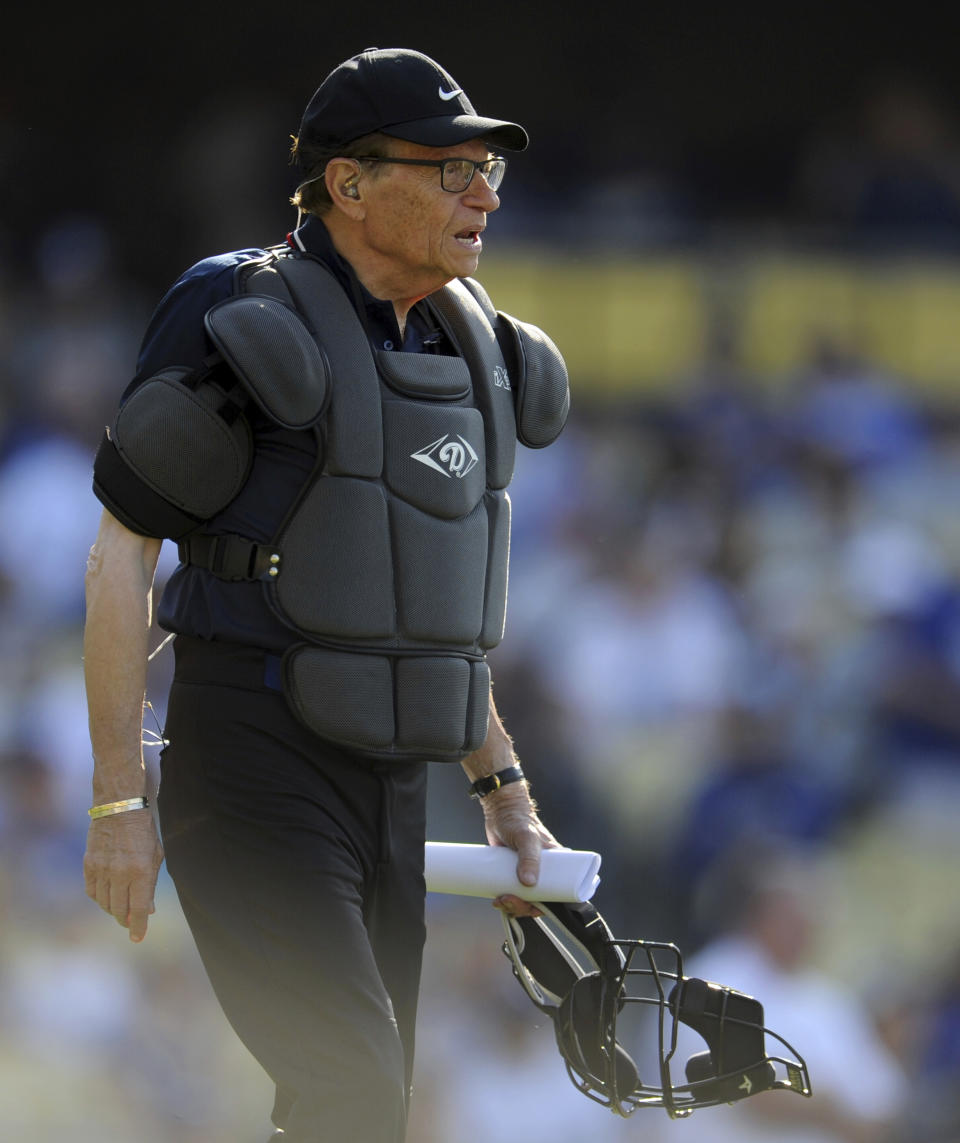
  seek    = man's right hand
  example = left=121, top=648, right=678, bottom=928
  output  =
left=84, top=811, right=164, bottom=942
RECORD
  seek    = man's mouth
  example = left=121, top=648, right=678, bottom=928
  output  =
left=454, top=228, right=483, bottom=250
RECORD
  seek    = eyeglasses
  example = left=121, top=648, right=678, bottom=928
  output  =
left=354, top=155, right=507, bottom=193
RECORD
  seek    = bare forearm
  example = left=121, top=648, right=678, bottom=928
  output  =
left=84, top=512, right=162, bottom=803
left=83, top=512, right=165, bottom=942
left=461, top=688, right=559, bottom=898
left=460, top=692, right=517, bottom=784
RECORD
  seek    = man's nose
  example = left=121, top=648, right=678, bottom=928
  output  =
left=465, top=172, right=500, bottom=211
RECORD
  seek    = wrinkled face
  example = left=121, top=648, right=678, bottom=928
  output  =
left=357, top=137, right=501, bottom=295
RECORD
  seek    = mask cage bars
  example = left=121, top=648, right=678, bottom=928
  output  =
left=575, top=937, right=812, bottom=1119
left=502, top=914, right=811, bottom=1122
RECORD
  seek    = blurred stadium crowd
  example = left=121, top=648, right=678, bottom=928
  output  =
left=4, top=71, right=960, bottom=1143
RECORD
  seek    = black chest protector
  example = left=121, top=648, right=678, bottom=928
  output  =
left=97, top=250, right=569, bottom=761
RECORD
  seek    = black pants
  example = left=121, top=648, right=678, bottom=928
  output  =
left=157, top=638, right=428, bottom=1143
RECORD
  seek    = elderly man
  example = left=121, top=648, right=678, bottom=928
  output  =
left=83, top=47, right=569, bottom=1143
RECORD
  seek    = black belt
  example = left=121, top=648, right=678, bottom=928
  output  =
left=172, top=635, right=284, bottom=692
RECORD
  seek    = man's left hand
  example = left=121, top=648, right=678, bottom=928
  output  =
left=480, top=781, right=560, bottom=919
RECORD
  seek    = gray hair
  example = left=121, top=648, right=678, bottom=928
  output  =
left=288, top=131, right=394, bottom=217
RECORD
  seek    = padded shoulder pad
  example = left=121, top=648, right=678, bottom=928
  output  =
left=204, top=296, right=329, bottom=430
left=111, top=366, right=253, bottom=531
left=94, top=429, right=201, bottom=540
left=498, top=312, right=570, bottom=448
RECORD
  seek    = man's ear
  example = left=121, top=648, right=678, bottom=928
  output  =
left=325, top=158, right=365, bottom=218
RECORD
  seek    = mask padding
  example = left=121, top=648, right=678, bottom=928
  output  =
left=671, top=978, right=776, bottom=1102
left=510, top=914, right=584, bottom=1006
left=557, top=974, right=639, bottom=1096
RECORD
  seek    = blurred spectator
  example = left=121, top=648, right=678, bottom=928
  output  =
left=0, top=214, right=149, bottom=636
left=662, top=844, right=910, bottom=1143
left=0, top=435, right=103, bottom=628
left=535, top=514, right=747, bottom=738
left=668, top=703, right=843, bottom=927
left=862, top=570, right=960, bottom=811
left=674, top=315, right=782, bottom=501
left=911, top=944, right=960, bottom=1141
left=783, top=334, right=927, bottom=478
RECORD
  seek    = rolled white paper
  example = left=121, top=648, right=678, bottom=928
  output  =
left=424, top=842, right=601, bottom=903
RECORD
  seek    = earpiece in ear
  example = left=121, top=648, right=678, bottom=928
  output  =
left=343, top=183, right=360, bottom=199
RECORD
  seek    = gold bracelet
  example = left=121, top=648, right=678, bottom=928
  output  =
left=88, top=797, right=150, bottom=820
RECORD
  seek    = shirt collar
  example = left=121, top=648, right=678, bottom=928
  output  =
left=288, top=215, right=405, bottom=346
left=287, top=215, right=450, bottom=354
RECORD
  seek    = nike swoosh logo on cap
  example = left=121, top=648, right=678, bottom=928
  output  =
left=438, top=85, right=463, bottom=101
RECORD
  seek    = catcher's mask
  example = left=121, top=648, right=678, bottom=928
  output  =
left=501, top=901, right=812, bottom=1119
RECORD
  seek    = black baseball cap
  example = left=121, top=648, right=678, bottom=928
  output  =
left=296, top=47, right=528, bottom=160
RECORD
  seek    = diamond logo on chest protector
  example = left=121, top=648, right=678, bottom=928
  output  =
left=411, top=433, right=479, bottom=478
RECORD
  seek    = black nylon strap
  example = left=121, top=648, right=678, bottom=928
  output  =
left=178, top=533, right=279, bottom=582
left=469, top=764, right=525, bottom=800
